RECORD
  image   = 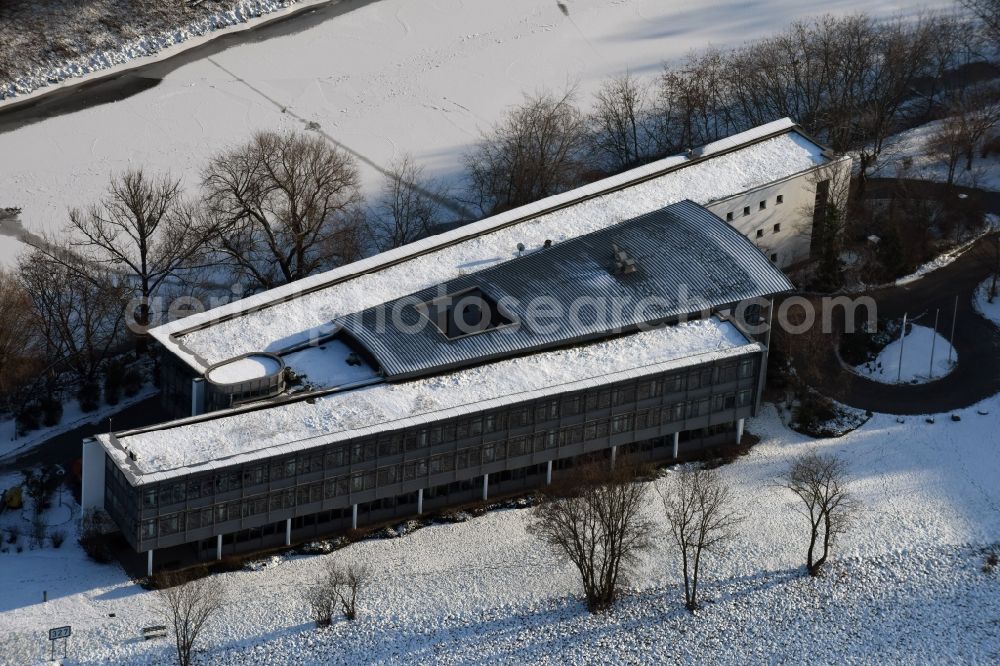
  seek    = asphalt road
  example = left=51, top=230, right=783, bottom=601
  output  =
left=804, top=179, right=1000, bottom=414
left=0, top=395, right=169, bottom=476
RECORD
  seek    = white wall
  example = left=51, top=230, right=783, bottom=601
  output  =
left=707, top=156, right=852, bottom=269
left=81, top=438, right=106, bottom=513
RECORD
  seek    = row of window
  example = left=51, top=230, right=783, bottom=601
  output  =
left=137, top=389, right=753, bottom=539
left=138, top=360, right=756, bottom=510
left=725, top=194, right=784, bottom=223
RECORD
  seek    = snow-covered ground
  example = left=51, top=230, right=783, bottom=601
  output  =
left=974, top=275, right=1000, bottom=328
left=854, top=323, right=956, bottom=385
left=873, top=116, right=1000, bottom=191
left=2, top=395, right=1000, bottom=663
left=0, top=0, right=946, bottom=268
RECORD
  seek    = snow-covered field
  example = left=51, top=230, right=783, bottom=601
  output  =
left=0, top=0, right=947, bottom=268
left=975, top=276, right=1000, bottom=328
left=2, top=396, right=999, bottom=663
left=854, top=323, right=956, bottom=385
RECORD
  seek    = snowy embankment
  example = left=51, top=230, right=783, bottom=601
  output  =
left=2, top=396, right=999, bottom=663
left=0, top=1, right=327, bottom=103
left=872, top=116, right=1000, bottom=192
left=975, top=276, right=1000, bottom=329
left=854, top=323, right=956, bottom=385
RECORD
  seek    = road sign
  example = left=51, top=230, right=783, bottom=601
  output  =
left=48, top=626, right=71, bottom=640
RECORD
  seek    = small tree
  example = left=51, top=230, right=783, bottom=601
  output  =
left=304, top=559, right=372, bottom=625
left=368, top=153, right=445, bottom=250
left=201, top=130, right=363, bottom=291
left=528, top=462, right=653, bottom=612
left=658, top=467, right=743, bottom=612
left=79, top=508, right=115, bottom=563
left=588, top=72, right=653, bottom=171
left=782, top=452, right=858, bottom=577
left=465, top=88, right=588, bottom=215
left=154, top=570, right=227, bottom=666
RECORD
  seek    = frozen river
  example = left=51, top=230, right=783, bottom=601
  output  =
left=0, top=0, right=947, bottom=266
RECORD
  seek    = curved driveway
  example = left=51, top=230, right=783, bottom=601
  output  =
left=804, top=179, right=1000, bottom=414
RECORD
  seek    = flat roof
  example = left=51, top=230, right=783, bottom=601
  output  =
left=151, top=118, right=827, bottom=373
left=104, top=317, right=761, bottom=485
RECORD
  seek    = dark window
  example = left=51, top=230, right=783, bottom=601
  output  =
left=739, top=357, right=754, bottom=378
left=420, top=287, right=516, bottom=340
left=770, top=253, right=778, bottom=263
left=510, top=406, right=531, bottom=427
left=773, top=223, right=781, bottom=233
left=755, top=229, right=764, bottom=239
left=726, top=211, right=734, bottom=222
left=141, top=519, right=156, bottom=539
left=759, top=200, right=766, bottom=211
left=776, top=194, right=784, bottom=204
left=743, top=206, right=751, bottom=216
left=611, top=413, right=634, bottom=434
left=562, top=395, right=582, bottom=416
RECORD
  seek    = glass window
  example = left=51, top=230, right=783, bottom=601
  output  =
left=141, top=519, right=156, bottom=540
left=562, top=395, right=582, bottom=416
left=142, top=488, right=157, bottom=509
left=739, top=357, right=754, bottom=379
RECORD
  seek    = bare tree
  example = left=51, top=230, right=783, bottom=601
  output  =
left=64, top=168, right=207, bottom=339
left=654, top=49, right=735, bottom=153
left=465, top=88, right=589, bottom=215
left=368, top=153, right=445, bottom=250
left=18, top=249, right=130, bottom=402
left=0, top=270, right=39, bottom=407
left=782, top=452, right=859, bottom=577
left=154, top=570, right=227, bottom=666
left=657, top=467, right=743, bottom=612
left=588, top=72, right=653, bottom=171
left=528, top=462, right=653, bottom=612
left=932, top=83, right=1000, bottom=185
left=304, top=558, right=372, bottom=625
left=962, top=0, right=1000, bottom=45
left=201, top=130, right=363, bottom=291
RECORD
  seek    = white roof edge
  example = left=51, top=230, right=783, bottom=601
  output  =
left=150, top=117, right=809, bottom=370
left=110, top=341, right=764, bottom=486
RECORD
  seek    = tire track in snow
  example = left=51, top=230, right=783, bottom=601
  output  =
left=206, top=56, right=474, bottom=219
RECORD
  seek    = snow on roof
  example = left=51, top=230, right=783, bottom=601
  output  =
left=206, top=354, right=282, bottom=385
left=280, top=338, right=380, bottom=388
left=151, top=118, right=824, bottom=372
left=107, top=318, right=760, bottom=484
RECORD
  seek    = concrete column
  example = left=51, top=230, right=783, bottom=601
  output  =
left=351, top=504, right=358, bottom=530
left=736, top=418, right=745, bottom=444
left=546, top=460, right=553, bottom=485
left=672, top=432, right=680, bottom=459
left=610, top=445, right=617, bottom=469
left=146, top=550, right=153, bottom=577
left=417, top=488, right=424, bottom=515
left=482, top=474, right=489, bottom=501
left=285, top=518, right=292, bottom=546
left=216, top=534, right=222, bottom=561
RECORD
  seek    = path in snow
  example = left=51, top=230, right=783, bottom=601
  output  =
left=854, top=323, right=956, bottom=385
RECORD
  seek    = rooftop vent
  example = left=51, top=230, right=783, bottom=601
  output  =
left=611, top=242, right=638, bottom=275
left=418, top=287, right=516, bottom=340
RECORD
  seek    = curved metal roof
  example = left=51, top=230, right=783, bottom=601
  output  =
left=336, top=200, right=792, bottom=380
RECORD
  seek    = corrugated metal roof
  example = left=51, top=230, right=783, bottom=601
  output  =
left=335, top=200, right=791, bottom=380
